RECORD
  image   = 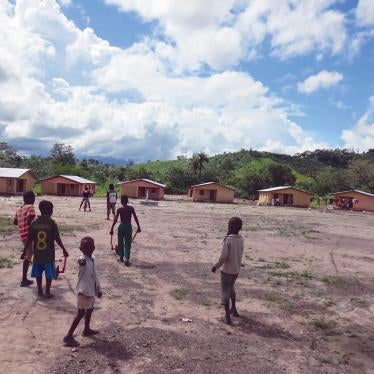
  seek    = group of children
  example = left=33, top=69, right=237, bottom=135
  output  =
left=13, top=187, right=244, bottom=347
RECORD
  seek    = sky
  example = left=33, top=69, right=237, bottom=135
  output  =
left=0, top=0, right=373, bottom=162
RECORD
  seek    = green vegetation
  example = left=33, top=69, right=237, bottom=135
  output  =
left=311, top=319, right=337, bottom=331
left=321, top=276, right=348, bottom=287
left=0, top=257, right=16, bottom=269
left=1, top=142, right=374, bottom=197
left=170, top=288, right=188, bottom=301
left=0, top=217, right=13, bottom=234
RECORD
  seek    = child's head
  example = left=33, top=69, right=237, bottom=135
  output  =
left=121, top=194, right=129, bottom=205
left=227, top=217, right=242, bottom=235
left=39, top=200, right=53, bottom=216
left=23, top=191, right=35, bottom=205
left=80, top=236, right=95, bottom=256
left=109, top=183, right=114, bottom=190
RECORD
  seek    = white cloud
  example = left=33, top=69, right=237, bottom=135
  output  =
left=0, top=0, right=329, bottom=161
left=341, top=96, right=374, bottom=151
left=297, top=70, right=343, bottom=94
left=356, top=0, right=374, bottom=27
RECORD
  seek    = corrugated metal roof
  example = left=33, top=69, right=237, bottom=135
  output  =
left=118, top=178, right=166, bottom=188
left=190, top=182, right=235, bottom=190
left=0, top=168, right=32, bottom=178
left=331, top=190, right=374, bottom=198
left=258, top=186, right=312, bottom=194
left=40, top=175, right=96, bottom=184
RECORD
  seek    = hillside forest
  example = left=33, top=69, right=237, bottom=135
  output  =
left=1, top=142, right=373, bottom=199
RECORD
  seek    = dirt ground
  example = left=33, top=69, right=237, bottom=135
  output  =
left=0, top=195, right=374, bottom=374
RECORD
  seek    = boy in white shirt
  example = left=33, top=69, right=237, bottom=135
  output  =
left=212, top=217, right=244, bottom=325
left=63, top=237, right=102, bottom=347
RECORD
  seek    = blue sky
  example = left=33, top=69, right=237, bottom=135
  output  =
left=0, top=0, right=373, bottom=161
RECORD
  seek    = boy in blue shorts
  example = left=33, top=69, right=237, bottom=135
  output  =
left=22, top=200, right=69, bottom=298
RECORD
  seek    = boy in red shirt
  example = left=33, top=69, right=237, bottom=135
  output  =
left=14, top=191, right=36, bottom=287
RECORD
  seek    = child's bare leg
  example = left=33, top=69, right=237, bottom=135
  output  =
left=79, top=200, right=83, bottom=210
left=230, top=288, right=239, bottom=317
left=224, top=303, right=232, bottom=325
left=20, top=260, right=33, bottom=286
left=36, top=276, right=43, bottom=296
left=64, top=309, right=85, bottom=346
left=45, top=278, right=53, bottom=298
left=82, top=308, right=99, bottom=336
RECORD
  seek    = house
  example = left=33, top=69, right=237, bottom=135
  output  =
left=188, top=182, right=235, bottom=203
left=331, top=190, right=374, bottom=212
left=0, top=168, right=36, bottom=195
left=118, top=179, right=166, bottom=200
left=40, top=175, right=96, bottom=196
left=258, top=186, right=312, bottom=208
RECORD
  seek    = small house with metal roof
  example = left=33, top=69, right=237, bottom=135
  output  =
left=118, top=179, right=166, bottom=200
left=40, top=175, right=96, bottom=196
left=331, top=190, right=374, bottom=212
left=0, top=167, right=36, bottom=195
left=258, top=186, right=312, bottom=208
left=188, top=182, right=235, bottom=203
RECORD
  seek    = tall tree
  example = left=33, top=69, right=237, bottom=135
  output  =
left=349, top=159, right=374, bottom=193
left=0, top=142, right=24, bottom=167
left=190, top=154, right=200, bottom=176
left=50, top=143, right=76, bottom=166
left=197, top=152, right=209, bottom=178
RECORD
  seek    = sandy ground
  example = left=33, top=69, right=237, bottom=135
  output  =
left=0, top=195, right=374, bottom=374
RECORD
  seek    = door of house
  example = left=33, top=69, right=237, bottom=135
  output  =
left=6, top=179, right=13, bottom=193
left=139, top=187, right=146, bottom=198
left=57, top=183, right=66, bottom=195
left=209, top=190, right=217, bottom=201
left=283, top=194, right=289, bottom=205
left=16, top=179, right=25, bottom=193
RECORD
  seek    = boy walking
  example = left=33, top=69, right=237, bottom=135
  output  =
left=64, top=237, right=102, bottom=347
left=110, top=195, right=141, bottom=266
left=14, top=191, right=36, bottom=287
left=106, top=183, right=117, bottom=220
left=22, top=200, right=69, bottom=298
left=212, top=217, right=244, bottom=325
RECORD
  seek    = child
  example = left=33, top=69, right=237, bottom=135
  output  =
left=79, top=186, right=91, bottom=211
left=106, top=183, right=117, bottom=220
left=22, top=200, right=69, bottom=298
left=212, top=217, right=244, bottom=325
left=109, top=194, right=141, bottom=266
left=14, top=191, right=36, bottom=287
left=63, top=236, right=102, bottom=347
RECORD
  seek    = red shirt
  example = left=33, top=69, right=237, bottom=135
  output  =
left=16, top=205, right=36, bottom=241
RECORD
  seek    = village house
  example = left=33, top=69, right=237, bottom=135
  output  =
left=40, top=175, right=96, bottom=196
left=0, top=168, right=36, bottom=195
left=118, top=179, right=166, bottom=200
left=188, top=182, right=235, bottom=203
left=331, top=190, right=374, bottom=212
left=258, top=186, right=312, bottom=208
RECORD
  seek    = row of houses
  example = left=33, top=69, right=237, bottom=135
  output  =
left=1, top=167, right=373, bottom=211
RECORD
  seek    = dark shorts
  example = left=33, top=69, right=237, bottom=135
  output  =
left=221, top=272, right=238, bottom=304
left=107, top=203, right=116, bottom=214
left=31, top=262, right=56, bottom=279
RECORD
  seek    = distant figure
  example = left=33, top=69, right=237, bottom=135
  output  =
left=14, top=191, right=36, bottom=287
left=110, top=195, right=141, bottom=266
left=212, top=217, right=244, bottom=325
left=106, top=183, right=117, bottom=220
left=22, top=200, right=69, bottom=298
left=79, top=186, right=91, bottom=212
left=63, top=237, right=102, bottom=347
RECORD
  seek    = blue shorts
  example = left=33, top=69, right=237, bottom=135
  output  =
left=31, top=262, right=56, bottom=280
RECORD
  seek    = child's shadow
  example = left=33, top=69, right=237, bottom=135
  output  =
left=134, top=261, right=156, bottom=270
left=237, top=314, right=300, bottom=342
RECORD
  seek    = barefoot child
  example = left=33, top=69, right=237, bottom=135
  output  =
left=212, top=217, right=244, bottom=325
left=22, top=200, right=69, bottom=298
left=64, top=237, right=102, bottom=347
left=79, top=186, right=91, bottom=211
left=106, top=183, right=117, bottom=220
left=110, top=195, right=141, bottom=266
left=14, top=191, right=36, bottom=287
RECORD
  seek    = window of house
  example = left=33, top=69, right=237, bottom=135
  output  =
left=199, top=190, right=204, bottom=196
left=70, top=184, right=75, bottom=189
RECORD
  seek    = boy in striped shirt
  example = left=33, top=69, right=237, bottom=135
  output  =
left=14, top=191, right=36, bottom=287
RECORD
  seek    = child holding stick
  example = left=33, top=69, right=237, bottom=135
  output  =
left=110, top=195, right=141, bottom=266
left=212, top=217, right=244, bottom=325
left=64, top=237, right=102, bottom=347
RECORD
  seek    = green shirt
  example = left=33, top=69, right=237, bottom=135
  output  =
left=29, top=215, right=60, bottom=264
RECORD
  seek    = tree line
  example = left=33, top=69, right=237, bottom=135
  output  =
left=1, top=142, right=373, bottom=197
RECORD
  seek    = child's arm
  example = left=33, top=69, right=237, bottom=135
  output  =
left=132, top=209, right=141, bottom=232
left=13, top=215, right=18, bottom=225
left=21, top=230, right=33, bottom=260
left=212, top=239, right=229, bottom=273
left=54, top=223, right=69, bottom=257
left=109, top=211, right=119, bottom=235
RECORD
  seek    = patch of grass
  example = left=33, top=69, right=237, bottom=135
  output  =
left=276, top=228, right=291, bottom=237
left=321, top=276, right=347, bottom=287
left=0, top=217, right=13, bottom=234
left=200, top=299, right=211, bottom=307
left=311, top=318, right=336, bottom=331
left=258, top=258, right=266, bottom=262
left=0, top=257, right=15, bottom=269
left=350, top=297, right=369, bottom=308
left=274, top=261, right=290, bottom=269
left=170, top=288, right=188, bottom=301
left=269, top=270, right=312, bottom=280
left=265, top=293, right=286, bottom=303
left=322, top=297, right=336, bottom=308
left=59, top=225, right=84, bottom=235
